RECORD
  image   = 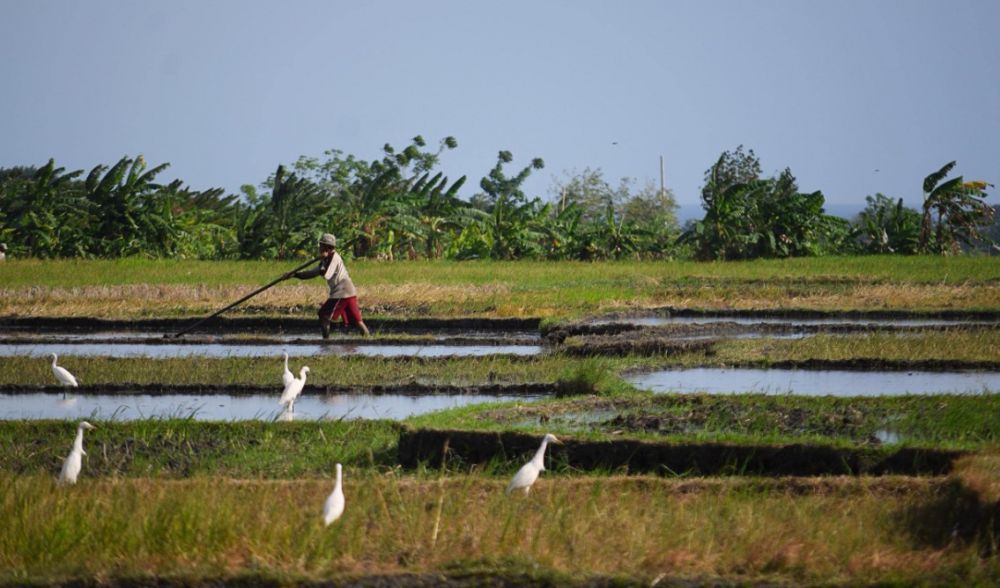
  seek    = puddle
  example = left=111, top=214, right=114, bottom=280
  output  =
left=628, top=368, right=1000, bottom=396
left=874, top=429, right=902, bottom=444
left=0, top=392, right=537, bottom=421
left=0, top=342, right=542, bottom=358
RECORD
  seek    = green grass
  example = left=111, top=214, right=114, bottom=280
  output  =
left=0, top=420, right=400, bottom=479
left=3, top=257, right=1000, bottom=319
left=2, top=473, right=995, bottom=585
left=406, top=392, right=1000, bottom=451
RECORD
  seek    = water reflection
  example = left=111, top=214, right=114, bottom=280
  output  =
left=0, top=392, right=537, bottom=421
left=628, top=368, right=1000, bottom=396
left=0, top=343, right=542, bottom=358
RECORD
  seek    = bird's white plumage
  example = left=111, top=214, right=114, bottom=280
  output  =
left=51, top=353, right=78, bottom=387
left=58, top=421, right=95, bottom=484
left=281, top=353, right=294, bottom=388
left=279, top=365, right=309, bottom=411
left=323, top=463, right=345, bottom=526
left=506, top=433, right=560, bottom=495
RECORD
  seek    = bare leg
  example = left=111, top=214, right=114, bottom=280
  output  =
left=357, top=321, right=370, bottom=337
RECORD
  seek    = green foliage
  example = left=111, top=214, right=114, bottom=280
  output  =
left=919, top=161, right=995, bottom=254
left=855, top=194, right=921, bottom=254
left=680, top=148, right=847, bottom=260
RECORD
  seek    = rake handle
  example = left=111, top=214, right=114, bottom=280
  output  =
left=168, top=256, right=323, bottom=338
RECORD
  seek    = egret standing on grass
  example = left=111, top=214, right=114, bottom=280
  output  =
left=279, top=365, right=309, bottom=412
left=323, top=463, right=345, bottom=526
left=51, top=353, right=79, bottom=387
left=281, top=353, right=294, bottom=388
left=506, top=433, right=561, bottom=495
left=58, top=421, right=96, bottom=484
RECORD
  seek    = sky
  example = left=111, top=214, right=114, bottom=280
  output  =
left=1, top=0, right=998, bottom=220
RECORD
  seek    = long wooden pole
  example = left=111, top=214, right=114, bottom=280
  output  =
left=168, top=256, right=323, bottom=338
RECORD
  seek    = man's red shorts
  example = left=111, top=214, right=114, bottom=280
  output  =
left=319, top=296, right=363, bottom=327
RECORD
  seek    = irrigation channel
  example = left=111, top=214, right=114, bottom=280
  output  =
left=1, top=312, right=998, bottom=421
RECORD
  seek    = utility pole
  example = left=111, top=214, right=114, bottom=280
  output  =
left=659, top=155, right=666, bottom=199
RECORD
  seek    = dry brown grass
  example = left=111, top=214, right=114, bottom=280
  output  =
left=3, top=473, right=993, bottom=584
left=3, top=278, right=999, bottom=319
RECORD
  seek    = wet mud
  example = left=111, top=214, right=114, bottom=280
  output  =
left=560, top=336, right=716, bottom=357
left=398, top=429, right=965, bottom=476
left=398, top=428, right=964, bottom=476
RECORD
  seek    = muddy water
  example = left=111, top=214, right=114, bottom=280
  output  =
left=628, top=368, right=1000, bottom=396
left=0, top=342, right=542, bottom=358
left=596, top=316, right=999, bottom=327
left=0, top=392, right=534, bottom=421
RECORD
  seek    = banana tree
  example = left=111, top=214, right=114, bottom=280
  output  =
left=919, top=161, right=994, bottom=253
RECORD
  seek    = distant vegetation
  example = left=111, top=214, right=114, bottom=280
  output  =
left=0, top=138, right=994, bottom=260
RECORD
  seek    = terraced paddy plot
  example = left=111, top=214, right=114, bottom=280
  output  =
left=0, top=341, right=543, bottom=358
left=0, top=391, right=536, bottom=421
left=628, top=367, right=1000, bottom=395
left=594, top=315, right=1000, bottom=327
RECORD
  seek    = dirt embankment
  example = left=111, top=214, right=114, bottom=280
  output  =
left=398, top=428, right=964, bottom=477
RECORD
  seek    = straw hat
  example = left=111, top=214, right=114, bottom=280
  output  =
left=318, top=233, right=336, bottom=247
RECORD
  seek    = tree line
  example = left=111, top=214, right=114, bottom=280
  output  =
left=0, top=137, right=994, bottom=260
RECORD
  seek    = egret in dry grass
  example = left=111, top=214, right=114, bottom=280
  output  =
left=279, top=365, right=309, bottom=412
left=281, top=353, right=294, bottom=388
left=506, top=433, right=561, bottom=495
left=58, top=421, right=96, bottom=484
left=323, top=463, right=345, bottom=525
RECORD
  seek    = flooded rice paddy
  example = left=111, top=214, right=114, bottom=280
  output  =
left=0, top=341, right=542, bottom=358
left=628, top=367, right=1000, bottom=396
left=0, top=392, right=533, bottom=421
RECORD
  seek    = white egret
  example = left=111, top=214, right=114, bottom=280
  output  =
left=281, top=353, right=294, bottom=388
left=51, top=353, right=79, bottom=387
left=506, top=433, right=561, bottom=495
left=58, top=421, right=96, bottom=484
left=279, top=365, right=309, bottom=412
left=324, top=463, right=345, bottom=525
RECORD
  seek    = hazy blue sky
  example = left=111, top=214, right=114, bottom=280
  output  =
left=2, top=0, right=997, bottom=219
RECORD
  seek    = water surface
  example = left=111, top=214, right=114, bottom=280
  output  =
left=628, top=367, right=1000, bottom=396
left=0, top=392, right=533, bottom=421
left=0, top=342, right=542, bottom=358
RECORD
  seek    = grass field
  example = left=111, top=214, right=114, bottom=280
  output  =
left=3, top=473, right=996, bottom=585
left=3, top=256, right=1000, bottom=318
left=3, top=257, right=1000, bottom=585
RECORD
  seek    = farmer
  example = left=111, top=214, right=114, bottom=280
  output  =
left=284, top=233, right=370, bottom=338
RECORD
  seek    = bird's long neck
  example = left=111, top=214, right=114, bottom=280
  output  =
left=335, top=467, right=342, bottom=490
left=531, top=439, right=550, bottom=469
left=299, top=369, right=308, bottom=383
left=51, top=355, right=58, bottom=368
left=73, top=427, right=85, bottom=451
left=284, top=355, right=289, bottom=370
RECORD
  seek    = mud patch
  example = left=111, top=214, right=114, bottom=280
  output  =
left=560, top=335, right=715, bottom=357
left=398, top=428, right=963, bottom=476
left=0, top=316, right=542, bottom=335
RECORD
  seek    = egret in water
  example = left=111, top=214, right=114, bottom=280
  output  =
left=58, top=421, right=96, bottom=484
left=324, top=463, right=345, bottom=525
left=279, top=365, right=309, bottom=412
left=506, top=433, right=561, bottom=495
left=281, top=353, right=294, bottom=388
